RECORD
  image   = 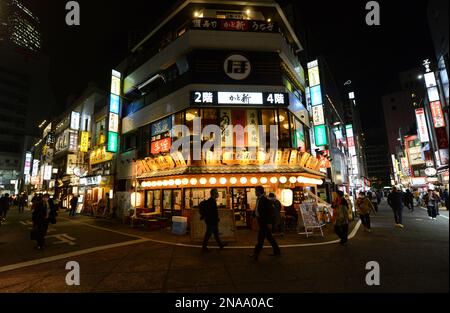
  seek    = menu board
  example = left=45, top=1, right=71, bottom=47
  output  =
left=190, top=208, right=237, bottom=242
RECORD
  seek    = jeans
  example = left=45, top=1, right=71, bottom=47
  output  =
left=202, top=224, right=223, bottom=249
left=427, top=206, right=437, bottom=218
left=359, top=214, right=371, bottom=229
left=69, top=206, right=77, bottom=216
left=392, top=207, right=403, bottom=224
left=18, top=205, right=24, bottom=213
left=36, top=220, right=49, bottom=247
left=254, top=220, right=281, bottom=256
left=334, top=224, right=349, bottom=244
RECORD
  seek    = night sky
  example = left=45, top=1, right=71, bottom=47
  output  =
left=27, top=0, right=435, bottom=145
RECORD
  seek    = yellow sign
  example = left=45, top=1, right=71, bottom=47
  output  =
left=90, top=146, right=113, bottom=165
left=80, top=131, right=90, bottom=152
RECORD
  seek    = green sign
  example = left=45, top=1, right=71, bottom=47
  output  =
left=314, top=125, right=327, bottom=146
left=107, top=131, right=118, bottom=152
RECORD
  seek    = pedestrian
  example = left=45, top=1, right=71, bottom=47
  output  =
left=200, top=188, right=227, bottom=252
left=268, top=192, right=284, bottom=236
left=387, top=186, right=404, bottom=228
left=423, top=189, right=440, bottom=220
left=18, top=193, right=26, bottom=213
left=355, top=191, right=375, bottom=232
left=249, top=186, right=281, bottom=260
left=414, top=190, right=420, bottom=206
left=344, top=193, right=354, bottom=221
left=443, top=189, right=449, bottom=212
left=370, top=190, right=378, bottom=212
left=31, top=194, right=57, bottom=250
left=69, top=194, right=78, bottom=217
left=376, top=190, right=382, bottom=205
left=332, top=191, right=350, bottom=245
left=404, top=189, right=414, bottom=212
left=0, top=193, right=10, bottom=221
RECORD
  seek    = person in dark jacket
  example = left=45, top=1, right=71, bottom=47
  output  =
left=249, top=186, right=281, bottom=261
left=404, top=189, right=414, bottom=212
left=69, top=194, right=78, bottom=217
left=387, top=187, right=404, bottom=228
left=201, top=189, right=227, bottom=252
left=0, top=193, right=10, bottom=220
left=32, top=194, right=57, bottom=250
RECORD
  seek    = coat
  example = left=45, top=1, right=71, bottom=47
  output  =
left=203, top=197, right=220, bottom=225
left=254, top=196, right=275, bottom=225
left=388, top=191, right=403, bottom=209
left=355, top=197, right=372, bottom=215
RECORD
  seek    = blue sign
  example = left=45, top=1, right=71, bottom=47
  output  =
left=110, top=94, right=120, bottom=114
left=310, top=85, right=323, bottom=106
left=151, top=116, right=172, bottom=136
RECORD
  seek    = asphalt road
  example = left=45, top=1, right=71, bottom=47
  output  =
left=0, top=200, right=448, bottom=293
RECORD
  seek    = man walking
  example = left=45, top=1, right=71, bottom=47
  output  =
left=387, top=187, right=404, bottom=228
left=268, top=192, right=284, bottom=236
left=69, top=194, right=78, bottom=217
left=249, top=186, right=281, bottom=261
left=404, top=189, right=414, bottom=212
left=201, top=188, right=227, bottom=252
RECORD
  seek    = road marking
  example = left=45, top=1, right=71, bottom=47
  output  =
left=59, top=217, right=148, bottom=239
left=0, top=220, right=362, bottom=273
left=0, top=239, right=149, bottom=273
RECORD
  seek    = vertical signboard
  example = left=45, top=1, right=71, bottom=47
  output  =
left=107, top=70, right=121, bottom=153
left=415, top=108, right=430, bottom=143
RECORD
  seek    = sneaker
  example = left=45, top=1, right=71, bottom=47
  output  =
left=219, top=243, right=228, bottom=250
left=398, top=224, right=404, bottom=228
left=367, top=229, right=372, bottom=233
left=428, top=217, right=433, bottom=219
left=432, top=218, right=436, bottom=220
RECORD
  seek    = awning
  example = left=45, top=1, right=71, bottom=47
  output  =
left=137, top=165, right=326, bottom=179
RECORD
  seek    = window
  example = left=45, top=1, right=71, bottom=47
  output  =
left=278, top=109, right=290, bottom=148
left=260, top=109, right=277, bottom=148
left=185, top=109, right=200, bottom=135
left=201, top=109, right=218, bottom=141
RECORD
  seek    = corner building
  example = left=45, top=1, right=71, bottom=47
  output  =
left=116, top=0, right=325, bottom=228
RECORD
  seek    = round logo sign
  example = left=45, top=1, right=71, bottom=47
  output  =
left=223, top=54, right=251, bottom=80
left=424, top=167, right=437, bottom=177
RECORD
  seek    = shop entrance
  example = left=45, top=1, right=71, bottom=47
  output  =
left=231, top=187, right=257, bottom=228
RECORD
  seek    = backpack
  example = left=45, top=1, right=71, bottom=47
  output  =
left=199, top=200, right=207, bottom=220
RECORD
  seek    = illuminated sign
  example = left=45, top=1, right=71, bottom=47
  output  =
left=151, top=116, right=172, bottom=136
left=401, top=157, right=411, bottom=176
left=218, top=92, right=262, bottom=104
left=415, top=108, right=430, bottom=143
left=307, top=60, right=318, bottom=69
left=44, top=165, right=52, bottom=180
left=80, top=131, right=89, bottom=152
left=191, top=18, right=278, bottom=33
left=314, top=125, right=327, bottom=146
left=111, top=70, right=121, bottom=95
left=151, top=137, right=171, bottom=155
left=90, top=147, right=113, bottom=165
left=427, top=86, right=440, bottom=102
left=310, top=85, right=322, bottom=106
left=70, top=112, right=80, bottom=130
left=424, top=72, right=437, bottom=87
left=23, top=152, right=32, bottom=175
left=308, top=66, right=320, bottom=87
left=69, top=131, right=78, bottom=151
left=430, top=101, right=445, bottom=128
left=348, top=92, right=355, bottom=99
left=408, top=146, right=425, bottom=165
left=110, top=94, right=120, bottom=114
left=191, top=91, right=288, bottom=106
left=31, top=159, right=39, bottom=177
left=312, top=105, right=325, bottom=125
left=80, top=175, right=102, bottom=186
left=107, top=132, right=118, bottom=153
left=109, top=113, right=119, bottom=132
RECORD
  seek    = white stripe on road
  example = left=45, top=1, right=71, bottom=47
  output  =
left=0, top=239, right=149, bottom=273
left=0, top=218, right=363, bottom=273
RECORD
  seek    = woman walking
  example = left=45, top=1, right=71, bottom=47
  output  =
left=355, top=191, right=375, bottom=232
